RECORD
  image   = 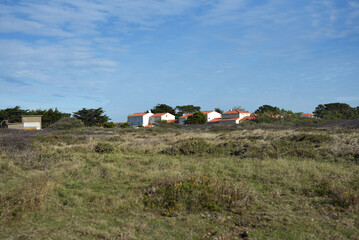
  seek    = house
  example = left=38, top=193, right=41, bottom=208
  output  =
left=301, top=113, right=315, bottom=118
left=222, top=109, right=251, bottom=120
left=208, top=110, right=251, bottom=125
left=178, top=111, right=222, bottom=125
left=128, top=111, right=154, bottom=126
left=149, top=112, right=176, bottom=124
left=179, top=113, right=193, bottom=125
left=6, top=115, right=42, bottom=130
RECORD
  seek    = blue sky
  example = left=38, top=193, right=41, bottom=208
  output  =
left=1, top=0, right=359, bottom=121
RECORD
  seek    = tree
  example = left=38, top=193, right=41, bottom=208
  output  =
left=214, top=108, right=224, bottom=114
left=313, top=103, right=359, bottom=119
left=73, top=107, right=110, bottom=126
left=254, top=105, right=281, bottom=115
left=232, top=106, right=246, bottom=111
left=0, top=106, right=28, bottom=123
left=176, top=105, right=201, bottom=117
left=151, top=104, right=176, bottom=115
left=29, top=108, right=71, bottom=127
left=185, top=111, right=206, bottom=124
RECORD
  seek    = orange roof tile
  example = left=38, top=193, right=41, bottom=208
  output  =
left=167, top=119, right=178, bottom=123
left=223, top=110, right=250, bottom=115
left=128, top=112, right=150, bottom=117
left=179, top=113, right=194, bottom=119
left=209, top=118, right=240, bottom=122
left=302, top=113, right=314, bottom=117
left=144, top=124, right=154, bottom=128
left=241, top=116, right=254, bottom=121
left=150, top=113, right=167, bottom=117
left=208, top=118, right=222, bottom=123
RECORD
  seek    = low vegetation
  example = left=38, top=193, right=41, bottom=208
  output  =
left=0, top=124, right=358, bottom=239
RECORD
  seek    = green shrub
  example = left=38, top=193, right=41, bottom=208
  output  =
left=143, top=176, right=253, bottom=216
left=48, top=117, right=84, bottom=130
left=94, top=142, right=114, bottom=153
left=103, top=122, right=115, bottom=128
left=116, top=122, right=129, bottom=128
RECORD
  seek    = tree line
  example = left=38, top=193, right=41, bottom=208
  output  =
left=1, top=102, right=358, bottom=128
left=0, top=106, right=109, bottom=127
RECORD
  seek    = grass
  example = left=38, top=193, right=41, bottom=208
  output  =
left=0, top=125, right=358, bottom=239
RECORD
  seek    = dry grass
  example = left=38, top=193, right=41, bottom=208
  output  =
left=0, top=126, right=358, bottom=239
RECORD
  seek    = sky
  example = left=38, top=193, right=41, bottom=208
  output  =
left=1, top=0, right=359, bottom=121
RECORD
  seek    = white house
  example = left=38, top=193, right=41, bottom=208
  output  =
left=222, top=110, right=251, bottom=120
left=128, top=112, right=154, bottom=126
left=202, top=111, right=222, bottom=123
left=149, top=112, right=176, bottom=124
left=179, top=111, right=222, bottom=125
left=208, top=110, right=251, bottom=125
left=6, top=115, right=42, bottom=130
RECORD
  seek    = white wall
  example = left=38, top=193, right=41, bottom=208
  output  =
left=149, top=113, right=175, bottom=124
left=23, top=122, right=41, bottom=130
left=206, top=112, right=221, bottom=122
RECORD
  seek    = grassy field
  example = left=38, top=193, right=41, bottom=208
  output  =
left=0, top=124, right=359, bottom=239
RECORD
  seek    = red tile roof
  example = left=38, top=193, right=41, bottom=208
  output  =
left=223, top=110, right=250, bottom=115
left=302, top=113, right=314, bottom=117
left=202, top=111, right=214, bottom=114
left=144, top=124, right=154, bottom=128
left=167, top=119, right=178, bottom=123
left=150, top=113, right=167, bottom=117
left=128, top=112, right=150, bottom=117
left=209, top=118, right=239, bottom=122
left=179, top=113, right=194, bottom=119
left=240, top=116, right=254, bottom=121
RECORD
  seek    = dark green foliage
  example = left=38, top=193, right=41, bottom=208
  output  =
left=255, top=105, right=281, bottom=115
left=214, top=108, right=224, bottom=114
left=0, top=106, right=71, bottom=127
left=94, top=142, right=114, bottom=153
left=48, top=117, right=84, bottom=130
left=151, top=104, right=176, bottom=115
left=314, top=103, right=359, bottom=119
left=185, top=111, right=206, bottom=124
left=143, top=176, right=253, bottom=216
left=0, top=106, right=28, bottom=123
left=103, top=122, right=115, bottom=128
left=176, top=105, right=201, bottom=118
left=232, top=106, right=246, bottom=111
left=73, top=107, right=110, bottom=126
left=116, top=122, right=129, bottom=128
left=29, top=108, right=71, bottom=127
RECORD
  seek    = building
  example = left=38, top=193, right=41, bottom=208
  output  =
left=208, top=110, right=252, bottom=125
left=301, top=113, right=315, bottom=118
left=222, top=109, right=251, bottom=120
left=128, top=112, right=154, bottom=126
left=149, top=112, right=176, bottom=124
left=178, top=111, right=222, bottom=125
left=6, top=115, right=42, bottom=130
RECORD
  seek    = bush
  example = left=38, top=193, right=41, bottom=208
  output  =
left=143, top=176, right=253, bottom=216
left=103, top=122, right=115, bottom=128
left=94, top=142, right=114, bottom=153
left=116, top=122, right=129, bottom=128
left=48, top=117, right=84, bottom=130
